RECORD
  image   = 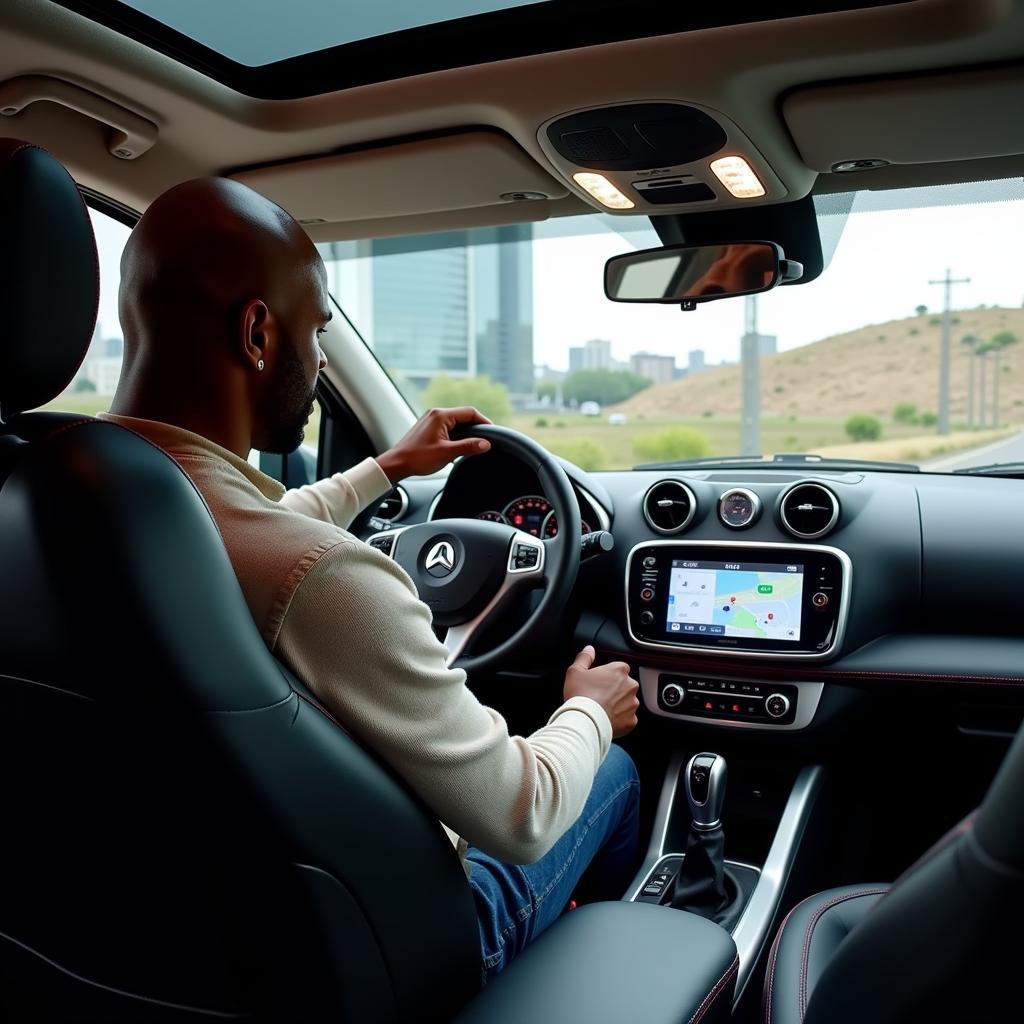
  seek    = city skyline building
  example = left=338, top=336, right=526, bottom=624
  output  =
left=629, top=351, right=676, bottom=385
left=321, top=227, right=534, bottom=399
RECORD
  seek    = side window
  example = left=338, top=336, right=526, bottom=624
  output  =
left=46, top=204, right=131, bottom=414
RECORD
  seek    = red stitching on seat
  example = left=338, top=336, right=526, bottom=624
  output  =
left=689, top=955, right=739, bottom=1024
left=797, top=889, right=888, bottom=1020
left=763, top=892, right=820, bottom=1024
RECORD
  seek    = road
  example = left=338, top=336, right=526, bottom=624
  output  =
left=924, top=430, right=1024, bottom=472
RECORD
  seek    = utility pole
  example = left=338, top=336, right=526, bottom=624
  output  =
left=929, top=269, right=970, bottom=435
left=993, top=348, right=1001, bottom=428
left=741, top=294, right=761, bottom=456
left=963, top=336, right=976, bottom=428
left=979, top=350, right=988, bottom=428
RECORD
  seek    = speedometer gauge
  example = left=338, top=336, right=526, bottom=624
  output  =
left=503, top=495, right=552, bottom=537
left=476, top=510, right=506, bottom=524
left=542, top=512, right=592, bottom=539
left=719, top=487, right=762, bottom=529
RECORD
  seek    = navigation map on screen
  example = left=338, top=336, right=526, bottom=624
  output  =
left=666, top=560, right=804, bottom=642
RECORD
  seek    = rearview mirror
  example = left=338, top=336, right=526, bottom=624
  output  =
left=605, top=241, right=802, bottom=308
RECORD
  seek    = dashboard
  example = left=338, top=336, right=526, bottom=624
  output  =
left=389, top=451, right=1024, bottom=735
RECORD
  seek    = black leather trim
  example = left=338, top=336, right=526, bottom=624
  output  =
left=762, top=886, right=887, bottom=1024
left=453, top=902, right=737, bottom=1024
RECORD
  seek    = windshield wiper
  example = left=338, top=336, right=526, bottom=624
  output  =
left=634, top=453, right=920, bottom=472
left=953, top=462, right=1024, bottom=477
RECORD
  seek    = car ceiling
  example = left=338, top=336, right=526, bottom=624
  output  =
left=1, top=0, right=1024, bottom=239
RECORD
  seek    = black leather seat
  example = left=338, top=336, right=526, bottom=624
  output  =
left=0, top=139, right=742, bottom=1024
left=0, top=137, right=482, bottom=1023
left=763, top=732, right=1024, bottom=1024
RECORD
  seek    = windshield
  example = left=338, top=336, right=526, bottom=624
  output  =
left=321, top=178, right=1024, bottom=473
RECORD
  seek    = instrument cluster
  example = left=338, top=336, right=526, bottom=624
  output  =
left=476, top=494, right=593, bottom=539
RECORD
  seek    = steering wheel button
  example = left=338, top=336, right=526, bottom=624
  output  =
left=640, top=587, right=655, bottom=602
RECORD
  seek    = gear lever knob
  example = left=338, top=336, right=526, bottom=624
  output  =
left=685, top=752, right=727, bottom=830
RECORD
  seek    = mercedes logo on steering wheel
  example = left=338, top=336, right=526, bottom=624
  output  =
left=425, top=540, right=457, bottom=578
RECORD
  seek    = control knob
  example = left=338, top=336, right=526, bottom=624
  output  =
left=765, top=693, right=791, bottom=719
left=661, top=683, right=685, bottom=708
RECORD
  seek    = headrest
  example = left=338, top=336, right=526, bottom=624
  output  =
left=0, top=139, right=99, bottom=423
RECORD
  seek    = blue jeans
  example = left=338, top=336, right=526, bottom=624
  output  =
left=466, top=744, right=641, bottom=981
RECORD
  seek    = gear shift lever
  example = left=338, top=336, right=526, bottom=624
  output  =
left=686, top=752, right=727, bottom=830
left=671, top=752, right=736, bottom=925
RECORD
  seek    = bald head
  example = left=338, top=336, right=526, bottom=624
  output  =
left=113, top=177, right=331, bottom=456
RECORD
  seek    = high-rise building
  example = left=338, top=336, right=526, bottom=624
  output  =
left=568, top=346, right=585, bottom=373
left=474, top=224, right=534, bottom=397
left=338, top=227, right=534, bottom=397
left=630, top=352, right=676, bottom=385
left=688, top=349, right=706, bottom=373
left=582, top=338, right=614, bottom=370
left=372, top=244, right=473, bottom=386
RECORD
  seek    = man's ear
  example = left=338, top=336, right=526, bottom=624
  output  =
left=238, top=298, right=274, bottom=372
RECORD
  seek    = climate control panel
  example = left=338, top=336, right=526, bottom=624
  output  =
left=639, top=669, right=824, bottom=731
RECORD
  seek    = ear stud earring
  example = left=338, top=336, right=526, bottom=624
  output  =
left=257, top=359, right=265, bottom=371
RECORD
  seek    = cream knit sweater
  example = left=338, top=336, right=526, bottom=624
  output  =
left=101, top=415, right=612, bottom=866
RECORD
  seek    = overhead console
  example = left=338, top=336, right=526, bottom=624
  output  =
left=538, top=101, right=789, bottom=215
left=626, top=541, right=850, bottom=659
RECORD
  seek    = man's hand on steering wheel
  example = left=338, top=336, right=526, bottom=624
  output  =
left=377, top=407, right=493, bottom=482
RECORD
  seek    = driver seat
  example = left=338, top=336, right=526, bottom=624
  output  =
left=0, top=139, right=482, bottom=1021
left=0, top=140, right=742, bottom=1024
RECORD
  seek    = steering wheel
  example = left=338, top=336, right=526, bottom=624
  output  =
left=368, top=424, right=581, bottom=673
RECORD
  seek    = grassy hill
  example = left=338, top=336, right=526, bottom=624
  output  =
left=611, top=306, right=1024, bottom=422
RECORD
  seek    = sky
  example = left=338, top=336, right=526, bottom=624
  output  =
left=90, top=181, right=1024, bottom=372
left=530, top=192, right=1024, bottom=370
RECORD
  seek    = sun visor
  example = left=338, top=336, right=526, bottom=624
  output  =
left=231, top=130, right=568, bottom=228
left=785, top=68, right=1024, bottom=174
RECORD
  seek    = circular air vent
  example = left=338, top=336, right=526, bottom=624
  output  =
left=643, top=480, right=697, bottom=534
left=375, top=486, right=409, bottom=522
left=779, top=482, right=840, bottom=539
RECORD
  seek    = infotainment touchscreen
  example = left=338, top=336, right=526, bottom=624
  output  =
left=665, top=559, right=805, bottom=642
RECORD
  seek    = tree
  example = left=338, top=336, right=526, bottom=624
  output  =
left=892, top=402, right=918, bottom=424
left=915, top=304, right=928, bottom=317
left=421, top=375, right=512, bottom=423
left=71, top=376, right=97, bottom=392
left=633, top=426, right=709, bottom=463
left=844, top=414, right=882, bottom=442
left=562, top=368, right=652, bottom=406
left=536, top=380, right=558, bottom=402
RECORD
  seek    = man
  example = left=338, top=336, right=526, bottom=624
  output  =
left=103, top=177, right=641, bottom=979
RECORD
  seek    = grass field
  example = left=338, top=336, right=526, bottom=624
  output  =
left=42, top=393, right=1010, bottom=471
left=507, top=412, right=948, bottom=470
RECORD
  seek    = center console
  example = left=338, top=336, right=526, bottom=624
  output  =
left=626, top=541, right=851, bottom=659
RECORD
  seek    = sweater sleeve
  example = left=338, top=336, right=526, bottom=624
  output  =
left=273, top=539, right=612, bottom=865
left=280, top=456, right=392, bottom=528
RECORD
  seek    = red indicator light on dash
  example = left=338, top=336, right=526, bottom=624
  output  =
left=732, top=703, right=741, bottom=713
left=704, top=701, right=713, bottom=711
left=513, top=515, right=523, bottom=525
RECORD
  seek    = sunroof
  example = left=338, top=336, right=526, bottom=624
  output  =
left=53, top=0, right=913, bottom=99
left=121, top=0, right=548, bottom=66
